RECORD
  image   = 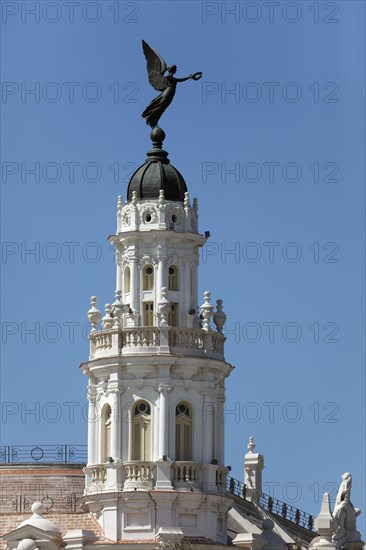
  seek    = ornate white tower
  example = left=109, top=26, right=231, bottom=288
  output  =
left=81, top=126, right=234, bottom=545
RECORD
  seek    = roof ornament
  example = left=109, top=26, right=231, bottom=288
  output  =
left=141, top=39, right=202, bottom=131
left=247, top=435, right=256, bottom=453
left=88, top=297, right=101, bottom=334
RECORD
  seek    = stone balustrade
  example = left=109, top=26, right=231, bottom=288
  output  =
left=216, top=466, right=229, bottom=491
left=123, top=461, right=154, bottom=489
left=85, top=464, right=107, bottom=488
left=84, top=463, right=124, bottom=494
left=89, top=326, right=225, bottom=360
left=123, top=328, right=160, bottom=349
left=173, top=461, right=201, bottom=488
left=84, top=461, right=230, bottom=495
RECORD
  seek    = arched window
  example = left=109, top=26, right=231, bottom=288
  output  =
left=102, top=404, right=111, bottom=462
left=124, top=266, right=130, bottom=293
left=131, top=401, right=152, bottom=461
left=143, top=265, right=154, bottom=290
left=168, top=265, right=178, bottom=291
left=175, top=402, right=192, bottom=461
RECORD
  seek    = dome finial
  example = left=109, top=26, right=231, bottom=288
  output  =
left=146, top=126, right=169, bottom=164
left=150, top=126, right=165, bottom=148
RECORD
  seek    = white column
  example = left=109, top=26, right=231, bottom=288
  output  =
left=115, top=249, right=122, bottom=292
left=183, top=261, right=191, bottom=327
left=157, top=258, right=164, bottom=299
left=192, top=256, right=199, bottom=312
left=157, top=245, right=167, bottom=300
left=110, top=389, right=120, bottom=459
left=130, top=256, right=138, bottom=312
left=202, top=390, right=214, bottom=464
left=217, top=391, right=225, bottom=465
left=158, top=384, right=171, bottom=459
left=87, top=385, right=97, bottom=465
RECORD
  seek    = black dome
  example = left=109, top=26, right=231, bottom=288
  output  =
left=127, top=127, right=188, bottom=203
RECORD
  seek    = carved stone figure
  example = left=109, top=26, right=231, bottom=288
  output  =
left=332, top=473, right=362, bottom=548
left=141, top=40, right=202, bottom=128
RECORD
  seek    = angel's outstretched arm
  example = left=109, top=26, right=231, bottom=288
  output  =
left=174, top=75, right=193, bottom=83
left=175, top=72, right=203, bottom=83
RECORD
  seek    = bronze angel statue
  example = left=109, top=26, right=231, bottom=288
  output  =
left=141, top=40, right=202, bottom=128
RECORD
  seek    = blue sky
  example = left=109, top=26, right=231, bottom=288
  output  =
left=1, top=0, right=365, bottom=535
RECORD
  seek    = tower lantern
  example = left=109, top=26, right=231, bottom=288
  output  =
left=80, top=42, right=233, bottom=543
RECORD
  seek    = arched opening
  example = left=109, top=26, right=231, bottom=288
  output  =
left=131, top=400, right=152, bottom=461
left=101, top=404, right=111, bottom=462
left=168, top=265, right=178, bottom=291
left=175, top=401, right=192, bottom=461
left=124, top=266, right=130, bottom=293
left=143, top=265, right=154, bottom=290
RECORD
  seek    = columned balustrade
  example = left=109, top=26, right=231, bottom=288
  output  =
left=89, top=326, right=226, bottom=360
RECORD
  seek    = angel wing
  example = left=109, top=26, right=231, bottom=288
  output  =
left=142, top=40, right=169, bottom=92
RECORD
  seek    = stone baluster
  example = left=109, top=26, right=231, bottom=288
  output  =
left=111, top=290, right=124, bottom=328
left=88, top=296, right=101, bottom=334
left=102, top=304, right=114, bottom=330
left=200, top=291, right=214, bottom=331
left=213, top=299, right=227, bottom=332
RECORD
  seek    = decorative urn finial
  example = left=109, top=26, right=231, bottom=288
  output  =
left=247, top=436, right=255, bottom=453
left=88, top=296, right=101, bottom=333
left=111, top=290, right=124, bottom=328
left=200, top=291, right=214, bottom=331
left=213, top=299, right=227, bottom=332
left=102, top=303, right=114, bottom=330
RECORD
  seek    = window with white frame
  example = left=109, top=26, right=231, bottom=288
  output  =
left=143, top=302, right=154, bottom=326
left=175, top=401, right=192, bottom=461
left=143, top=265, right=154, bottom=290
left=131, top=401, right=152, bottom=461
left=102, top=404, right=111, bottom=462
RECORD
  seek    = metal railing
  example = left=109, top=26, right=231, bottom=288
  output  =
left=1, top=447, right=314, bottom=533
left=226, top=475, right=315, bottom=532
left=0, top=444, right=87, bottom=464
